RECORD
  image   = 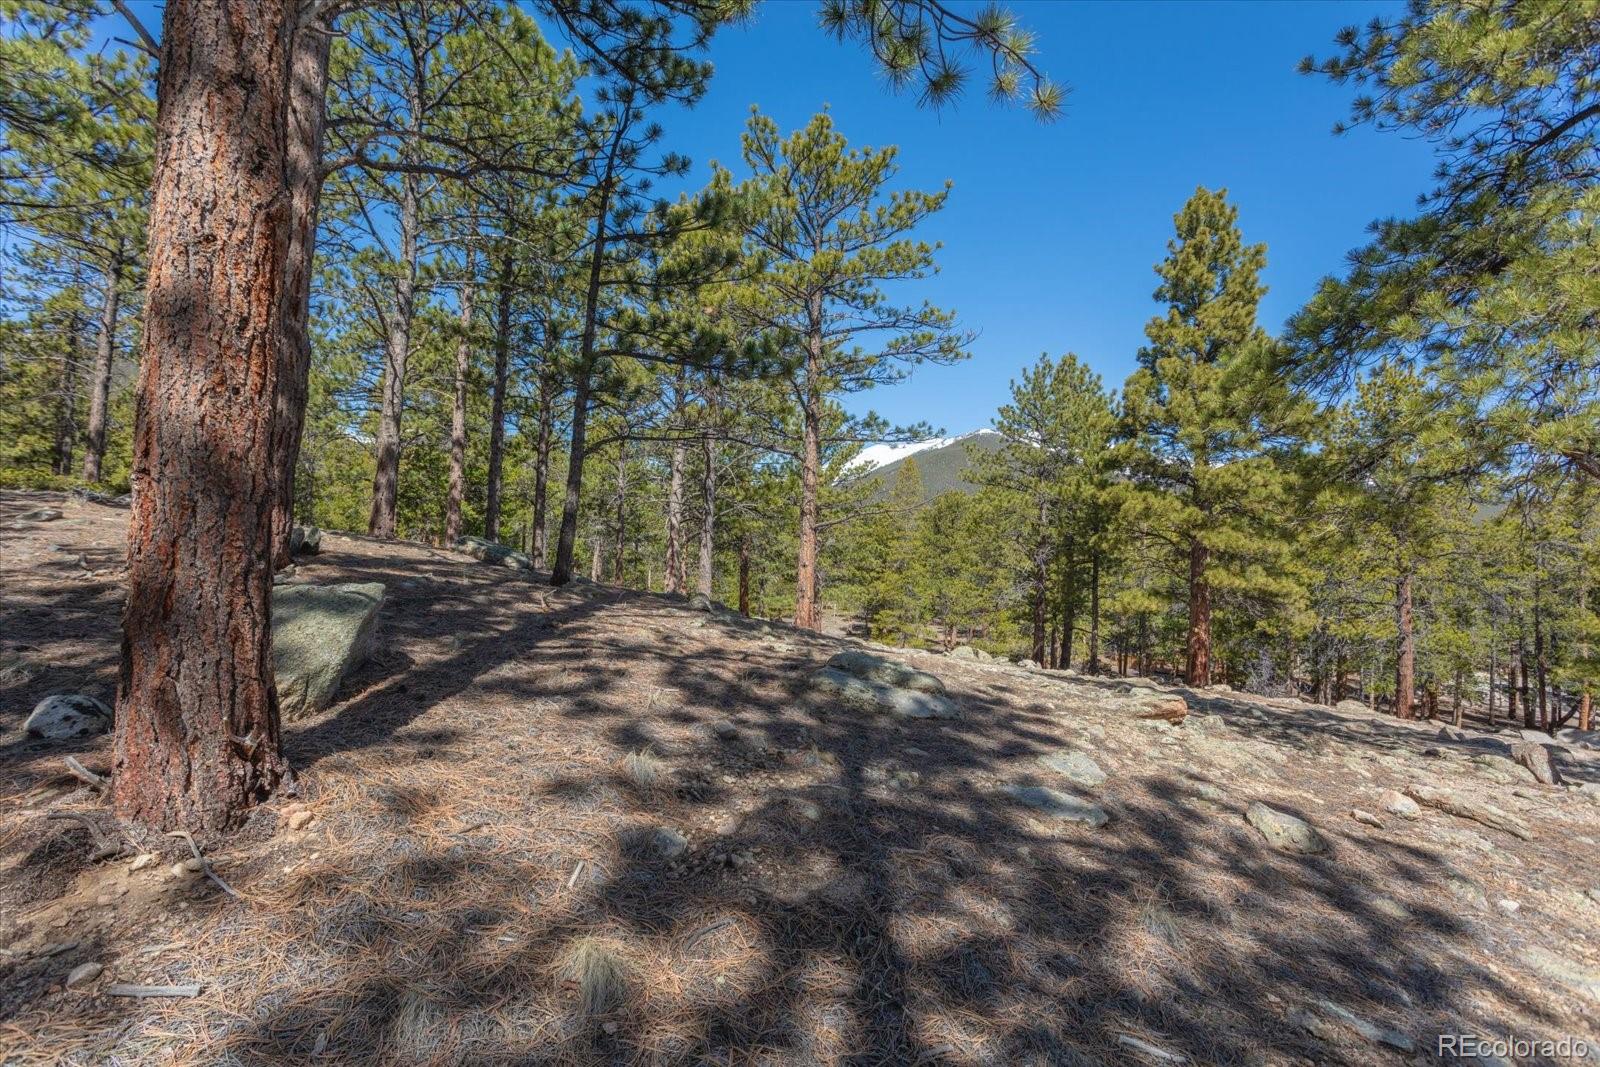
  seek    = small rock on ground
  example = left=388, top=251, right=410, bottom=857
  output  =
left=1245, top=803, right=1327, bottom=854
left=1000, top=784, right=1110, bottom=828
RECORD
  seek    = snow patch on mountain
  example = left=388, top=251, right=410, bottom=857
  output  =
left=852, top=429, right=997, bottom=472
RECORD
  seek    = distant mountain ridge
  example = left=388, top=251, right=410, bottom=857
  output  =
left=855, top=429, right=1002, bottom=500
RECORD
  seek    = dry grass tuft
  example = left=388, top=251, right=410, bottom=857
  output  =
left=557, top=936, right=632, bottom=1019
left=620, top=748, right=665, bottom=793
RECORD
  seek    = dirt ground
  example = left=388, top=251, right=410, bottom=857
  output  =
left=2, top=489, right=1598, bottom=1066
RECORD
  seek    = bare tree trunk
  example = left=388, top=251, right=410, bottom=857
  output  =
left=531, top=369, right=553, bottom=569
left=444, top=250, right=476, bottom=545
left=1186, top=537, right=1212, bottom=686
left=589, top=538, right=601, bottom=582
left=484, top=254, right=512, bottom=542
left=738, top=531, right=750, bottom=616
left=613, top=440, right=627, bottom=583
left=1089, top=550, right=1101, bottom=673
left=698, top=434, right=717, bottom=598
left=367, top=167, right=419, bottom=539
left=552, top=142, right=617, bottom=586
left=665, top=440, right=685, bottom=594
left=82, top=247, right=123, bottom=483
left=113, top=0, right=294, bottom=835
left=1534, top=568, right=1549, bottom=731
left=269, top=14, right=331, bottom=568
left=1393, top=569, right=1416, bottom=719
left=795, top=344, right=822, bottom=630
left=1508, top=642, right=1520, bottom=725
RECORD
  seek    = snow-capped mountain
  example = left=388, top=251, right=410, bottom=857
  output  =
left=852, top=429, right=998, bottom=473
left=852, top=429, right=1003, bottom=500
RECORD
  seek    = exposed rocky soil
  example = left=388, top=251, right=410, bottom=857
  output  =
left=3, top=490, right=1599, bottom=1065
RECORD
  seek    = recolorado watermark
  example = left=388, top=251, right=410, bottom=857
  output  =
left=1439, top=1033, right=1592, bottom=1060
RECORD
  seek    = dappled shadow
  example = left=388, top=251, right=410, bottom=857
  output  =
left=2, top=501, right=1592, bottom=1064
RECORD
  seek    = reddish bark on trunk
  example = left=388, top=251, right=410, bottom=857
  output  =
left=1394, top=570, right=1415, bottom=720
left=1185, top=537, right=1211, bottom=687
left=113, top=0, right=295, bottom=835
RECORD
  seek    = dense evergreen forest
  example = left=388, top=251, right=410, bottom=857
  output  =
left=1, top=0, right=1596, bottom=836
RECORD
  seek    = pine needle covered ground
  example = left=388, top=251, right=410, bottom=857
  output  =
left=2, top=491, right=1598, bottom=1066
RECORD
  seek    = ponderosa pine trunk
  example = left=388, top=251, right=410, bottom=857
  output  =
left=1089, top=550, right=1101, bottom=672
left=1394, top=569, right=1415, bottom=719
left=113, top=0, right=294, bottom=835
left=1186, top=537, right=1212, bottom=686
left=367, top=166, right=419, bottom=539
left=530, top=369, right=553, bottom=569
left=551, top=186, right=610, bottom=586
left=737, top=531, right=750, bottom=616
left=484, top=255, right=512, bottom=543
left=698, top=433, right=716, bottom=598
left=444, top=250, right=475, bottom=545
left=795, top=311, right=823, bottom=629
left=81, top=247, right=123, bottom=483
left=665, top=440, right=685, bottom=594
left=269, top=14, right=331, bottom=568
left=1534, top=569, right=1549, bottom=730
left=612, top=440, right=627, bottom=582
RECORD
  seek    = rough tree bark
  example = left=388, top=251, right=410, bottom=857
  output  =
left=81, top=246, right=124, bottom=483
left=269, top=13, right=331, bottom=568
left=665, top=440, right=686, bottom=594
left=1089, top=551, right=1101, bottom=673
left=113, top=0, right=295, bottom=835
left=530, top=368, right=554, bottom=569
left=52, top=318, right=83, bottom=476
left=1394, top=569, right=1415, bottom=720
left=1186, top=537, right=1212, bottom=687
left=737, top=531, right=750, bottom=616
left=444, top=250, right=476, bottom=545
left=698, top=433, right=716, bottom=598
left=484, top=255, right=513, bottom=543
left=794, top=310, right=823, bottom=629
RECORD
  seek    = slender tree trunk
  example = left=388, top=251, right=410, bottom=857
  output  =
left=269, top=14, right=331, bottom=568
left=82, top=249, right=123, bottom=483
left=1580, top=585, right=1593, bottom=732
left=698, top=433, right=716, bottom=598
left=738, top=532, right=750, bottom=616
left=1520, top=641, right=1533, bottom=728
left=1186, top=537, right=1212, bottom=686
left=1534, top=570, right=1549, bottom=731
left=113, top=0, right=294, bottom=835
left=531, top=369, right=553, bottom=569
left=1089, top=551, right=1101, bottom=673
left=552, top=135, right=620, bottom=585
left=367, top=167, right=419, bottom=539
left=665, top=440, right=686, bottom=594
left=1508, top=643, right=1520, bottom=724
left=1453, top=668, right=1464, bottom=728
left=795, top=312, right=823, bottom=629
left=613, top=441, right=627, bottom=582
left=484, top=255, right=513, bottom=542
left=444, top=250, right=476, bottom=545
left=1394, top=569, right=1415, bottom=720
left=590, top=538, right=601, bottom=582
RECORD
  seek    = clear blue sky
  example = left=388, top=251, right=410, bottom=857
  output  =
left=659, top=0, right=1438, bottom=436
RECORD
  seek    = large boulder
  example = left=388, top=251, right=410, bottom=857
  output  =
left=24, top=694, right=112, bottom=740
left=1037, top=749, right=1108, bottom=789
left=1334, top=699, right=1367, bottom=715
left=273, top=582, right=385, bottom=721
left=1511, top=741, right=1562, bottom=785
left=1104, top=684, right=1189, bottom=723
left=453, top=536, right=533, bottom=571
left=825, top=650, right=945, bottom=694
left=808, top=667, right=958, bottom=720
left=1403, top=783, right=1532, bottom=840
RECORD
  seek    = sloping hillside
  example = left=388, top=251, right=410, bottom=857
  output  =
left=858, top=429, right=1003, bottom=499
left=3, top=490, right=1600, bottom=1066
